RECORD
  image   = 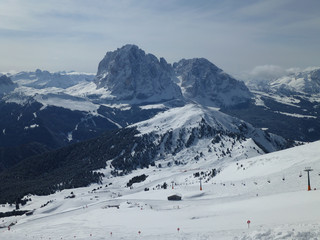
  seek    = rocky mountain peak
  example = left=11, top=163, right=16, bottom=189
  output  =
left=95, top=44, right=182, bottom=103
left=174, top=58, right=252, bottom=108
left=173, top=58, right=220, bottom=75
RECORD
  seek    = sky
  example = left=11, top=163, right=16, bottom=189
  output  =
left=0, top=0, right=319, bottom=79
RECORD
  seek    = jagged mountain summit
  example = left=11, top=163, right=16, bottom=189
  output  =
left=95, top=44, right=182, bottom=103
left=174, top=58, right=252, bottom=107
left=94, top=45, right=252, bottom=107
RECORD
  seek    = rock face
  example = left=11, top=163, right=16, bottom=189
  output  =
left=0, top=75, right=16, bottom=95
left=95, top=45, right=252, bottom=107
left=0, top=75, right=14, bottom=85
left=174, top=58, right=252, bottom=107
left=95, top=44, right=182, bottom=103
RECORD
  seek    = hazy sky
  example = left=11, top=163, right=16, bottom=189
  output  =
left=0, top=0, right=319, bottom=78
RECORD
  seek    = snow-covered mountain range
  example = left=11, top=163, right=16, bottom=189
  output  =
left=0, top=45, right=259, bottom=169
left=3, top=45, right=252, bottom=110
left=223, top=67, right=320, bottom=142
left=247, top=67, right=320, bottom=96
left=0, top=44, right=320, bottom=239
left=0, top=44, right=318, bottom=207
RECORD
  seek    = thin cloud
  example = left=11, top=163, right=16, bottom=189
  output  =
left=0, top=0, right=319, bottom=73
left=248, top=65, right=287, bottom=82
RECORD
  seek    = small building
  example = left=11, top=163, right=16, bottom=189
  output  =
left=167, top=194, right=182, bottom=201
left=25, top=209, right=35, bottom=216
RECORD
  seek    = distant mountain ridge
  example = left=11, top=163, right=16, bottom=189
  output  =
left=270, top=67, right=320, bottom=95
left=246, top=67, right=320, bottom=96
left=11, top=69, right=95, bottom=89
left=222, top=67, right=320, bottom=142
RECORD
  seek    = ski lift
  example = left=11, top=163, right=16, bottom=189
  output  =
left=282, top=175, right=285, bottom=181
left=299, top=171, right=302, bottom=177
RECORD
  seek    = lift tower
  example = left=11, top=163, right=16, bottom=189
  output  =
left=304, top=167, right=313, bottom=191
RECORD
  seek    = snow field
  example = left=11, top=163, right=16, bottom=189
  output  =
left=1, top=142, right=320, bottom=239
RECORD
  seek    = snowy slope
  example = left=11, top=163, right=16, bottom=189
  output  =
left=1, top=141, right=320, bottom=240
left=133, top=104, right=289, bottom=156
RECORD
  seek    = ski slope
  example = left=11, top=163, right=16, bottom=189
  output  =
left=1, top=141, right=320, bottom=239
